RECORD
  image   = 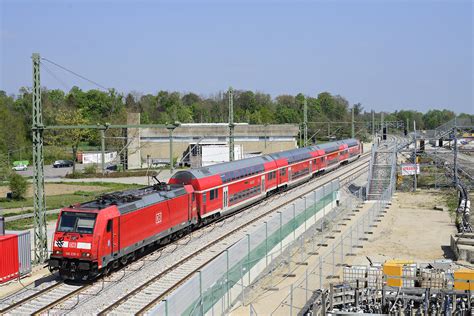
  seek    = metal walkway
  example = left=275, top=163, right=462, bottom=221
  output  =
left=366, top=136, right=408, bottom=200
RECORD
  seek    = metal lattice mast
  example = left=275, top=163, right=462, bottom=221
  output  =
left=303, top=98, right=308, bottom=146
left=381, top=112, right=384, bottom=135
left=351, top=106, right=355, bottom=139
left=228, top=87, right=234, bottom=161
left=453, top=117, right=459, bottom=187
left=32, top=53, right=48, bottom=263
left=372, top=110, right=375, bottom=139
left=166, top=123, right=178, bottom=172
left=100, top=129, right=105, bottom=175
left=413, top=120, right=417, bottom=191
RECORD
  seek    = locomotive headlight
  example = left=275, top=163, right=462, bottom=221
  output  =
left=82, top=252, right=91, bottom=257
left=54, top=250, right=63, bottom=255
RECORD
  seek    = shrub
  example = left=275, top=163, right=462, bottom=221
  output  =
left=83, top=164, right=97, bottom=175
left=8, top=173, right=29, bottom=200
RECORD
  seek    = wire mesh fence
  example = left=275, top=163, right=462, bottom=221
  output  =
left=148, top=135, right=398, bottom=315
left=149, top=179, right=343, bottom=315
left=267, top=186, right=394, bottom=316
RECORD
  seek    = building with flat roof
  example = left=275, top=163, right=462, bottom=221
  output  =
left=126, top=113, right=299, bottom=169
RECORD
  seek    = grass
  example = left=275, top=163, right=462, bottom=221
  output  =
left=51, top=181, right=142, bottom=191
left=65, top=170, right=155, bottom=179
left=2, top=209, right=38, bottom=217
left=2, top=181, right=144, bottom=230
left=0, top=182, right=142, bottom=211
left=445, top=189, right=459, bottom=218
left=5, top=213, right=59, bottom=231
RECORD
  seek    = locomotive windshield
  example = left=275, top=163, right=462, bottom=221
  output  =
left=58, top=212, right=97, bottom=234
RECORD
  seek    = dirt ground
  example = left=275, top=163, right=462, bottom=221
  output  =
left=231, top=190, right=458, bottom=315
left=349, top=190, right=457, bottom=265
left=0, top=183, right=106, bottom=198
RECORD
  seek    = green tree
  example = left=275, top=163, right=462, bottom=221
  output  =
left=0, top=92, right=29, bottom=163
left=9, top=173, right=29, bottom=200
left=353, top=103, right=364, bottom=116
left=423, top=109, right=455, bottom=129
left=45, top=108, right=92, bottom=174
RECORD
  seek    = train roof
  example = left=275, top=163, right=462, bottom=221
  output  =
left=268, top=147, right=313, bottom=164
left=72, top=183, right=188, bottom=214
left=269, top=138, right=358, bottom=162
left=343, top=138, right=359, bottom=147
left=176, top=155, right=273, bottom=180
left=311, top=139, right=359, bottom=152
left=170, top=138, right=360, bottom=185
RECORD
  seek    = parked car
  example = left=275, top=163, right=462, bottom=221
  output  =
left=106, top=164, right=118, bottom=171
left=53, top=160, right=74, bottom=168
left=12, top=164, right=27, bottom=171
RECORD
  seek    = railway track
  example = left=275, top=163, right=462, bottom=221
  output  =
left=0, top=281, right=87, bottom=315
left=98, top=156, right=372, bottom=315
left=0, top=145, right=380, bottom=315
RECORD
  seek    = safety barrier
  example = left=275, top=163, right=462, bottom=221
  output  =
left=149, top=179, right=341, bottom=315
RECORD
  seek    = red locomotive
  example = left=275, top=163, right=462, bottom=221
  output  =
left=48, top=139, right=361, bottom=280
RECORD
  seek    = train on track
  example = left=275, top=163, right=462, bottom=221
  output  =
left=48, top=139, right=362, bottom=280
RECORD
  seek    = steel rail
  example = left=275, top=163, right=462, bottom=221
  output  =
left=32, top=284, right=93, bottom=316
left=0, top=281, right=63, bottom=314
left=98, top=155, right=371, bottom=315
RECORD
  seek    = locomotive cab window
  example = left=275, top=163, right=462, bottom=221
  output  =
left=106, top=219, right=112, bottom=232
left=58, top=211, right=97, bottom=234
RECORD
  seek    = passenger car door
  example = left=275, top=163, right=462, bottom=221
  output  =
left=106, top=218, right=120, bottom=256
left=223, top=186, right=228, bottom=210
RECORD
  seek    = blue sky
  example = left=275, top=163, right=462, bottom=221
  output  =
left=1, top=0, right=472, bottom=113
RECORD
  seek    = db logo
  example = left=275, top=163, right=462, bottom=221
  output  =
left=69, top=242, right=77, bottom=248
left=57, top=237, right=64, bottom=248
left=155, top=212, right=162, bottom=224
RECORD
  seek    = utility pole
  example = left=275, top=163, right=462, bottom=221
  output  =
left=351, top=107, right=355, bottom=139
left=32, top=53, right=48, bottom=263
left=371, top=110, right=375, bottom=140
left=264, top=123, right=267, bottom=149
left=228, top=87, right=235, bottom=161
left=100, top=129, right=105, bottom=175
left=299, top=125, right=302, bottom=147
left=166, top=124, right=178, bottom=172
left=413, top=120, right=417, bottom=191
left=453, top=117, right=459, bottom=187
left=303, top=98, right=308, bottom=146
left=381, top=112, right=384, bottom=136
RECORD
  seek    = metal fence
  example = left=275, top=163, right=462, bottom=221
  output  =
left=258, top=182, right=395, bottom=316
left=149, top=179, right=342, bottom=315
left=149, top=143, right=398, bottom=316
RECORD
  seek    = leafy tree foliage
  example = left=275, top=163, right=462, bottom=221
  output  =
left=0, top=85, right=469, bottom=167
left=8, top=173, right=29, bottom=200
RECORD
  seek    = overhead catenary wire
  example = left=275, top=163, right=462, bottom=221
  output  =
left=40, top=61, right=71, bottom=92
left=41, top=57, right=109, bottom=91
